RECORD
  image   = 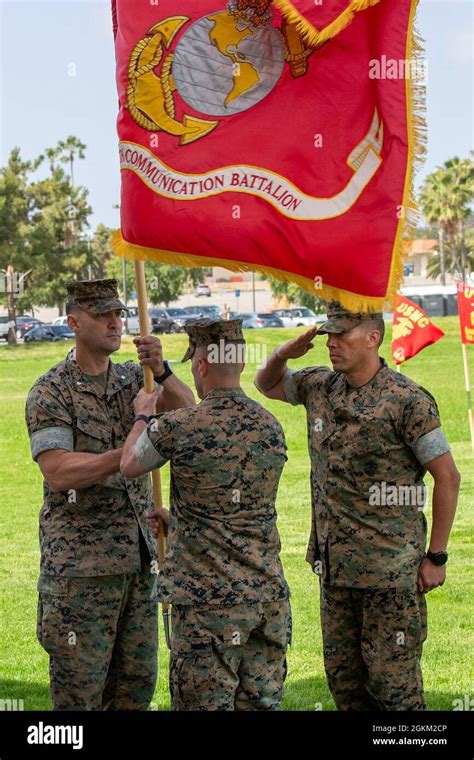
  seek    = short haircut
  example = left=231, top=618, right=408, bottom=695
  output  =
left=197, top=340, right=246, bottom=371
left=362, top=318, right=385, bottom=348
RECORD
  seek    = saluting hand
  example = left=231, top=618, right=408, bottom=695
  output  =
left=417, top=558, right=446, bottom=593
left=276, top=326, right=319, bottom=361
left=134, top=335, right=165, bottom=377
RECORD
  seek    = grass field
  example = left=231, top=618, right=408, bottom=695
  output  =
left=0, top=318, right=473, bottom=711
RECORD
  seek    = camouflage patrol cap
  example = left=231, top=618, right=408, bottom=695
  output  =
left=66, top=279, right=128, bottom=315
left=182, top=319, right=244, bottom=362
left=317, top=301, right=384, bottom=334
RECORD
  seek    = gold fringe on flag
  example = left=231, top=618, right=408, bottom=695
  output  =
left=272, top=0, right=382, bottom=48
left=385, top=0, right=427, bottom=310
left=113, top=0, right=426, bottom=314
left=112, top=231, right=386, bottom=312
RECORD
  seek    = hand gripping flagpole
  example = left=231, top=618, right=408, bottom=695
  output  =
left=134, top=259, right=171, bottom=648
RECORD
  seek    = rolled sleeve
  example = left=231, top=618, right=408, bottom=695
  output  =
left=400, top=386, right=443, bottom=448
left=26, top=382, right=75, bottom=462
left=282, top=366, right=329, bottom=407
left=411, top=427, right=450, bottom=466
left=282, top=369, right=300, bottom=406
left=133, top=429, right=168, bottom=472
left=30, top=427, right=74, bottom=462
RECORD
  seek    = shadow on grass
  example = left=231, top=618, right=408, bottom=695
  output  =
left=0, top=676, right=465, bottom=713
left=282, top=676, right=466, bottom=712
left=0, top=679, right=52, bottom=711
left=282, top=675, right=335, bottom=711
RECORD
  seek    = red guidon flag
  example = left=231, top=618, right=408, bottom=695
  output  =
left=456, top=280, right=474, bottom=345
left=112, top=0, right=423, bottom=311
left=392, top=294, right=444, bottom=365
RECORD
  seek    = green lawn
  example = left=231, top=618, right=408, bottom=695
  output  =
left=0, top=318, right=473, bottom=711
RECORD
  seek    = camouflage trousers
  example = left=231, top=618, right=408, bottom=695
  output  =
left=169, top=599, right=292, bottom=711
left=320, top=583, right=427, bottom=711
left=37, top=568, right=158, bottom=711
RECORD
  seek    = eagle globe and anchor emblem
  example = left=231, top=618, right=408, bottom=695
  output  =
left=126, top=0, right=316, bottom=145
left=123, top=0, right=385, bottom=221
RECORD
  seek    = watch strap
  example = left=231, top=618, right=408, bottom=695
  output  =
left=426, top=550, right=448, bottom=566
left=133, top=415, right=150, bottom=425
left=154, top=360, right=173, bottom=384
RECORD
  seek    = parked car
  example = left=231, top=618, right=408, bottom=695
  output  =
left=185, top=305, right=222, bottom=319
left=121, top=307, right=138, bottom=334
left=195, top=283, right=211, bottom=297
left=24, top=325, right=60, bottom=343
left=0, top=313, right=10, bottom=340
left=55, top=311, right=133, bottom=334
left=127, top=307, right=199, bottom=335
left=51, top=324, right=75, bottom=340
left=237, top=313, right=285, bottom=329
left=52, top=316, right=68, bottom=327
left=271, top=307, right=326, bottom=327
left=1, top=314, right=43, bottom=340
left=15, top=316, right=44, bottom=339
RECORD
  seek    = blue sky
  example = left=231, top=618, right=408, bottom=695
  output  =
left=1, top=0, right=472, bottom=231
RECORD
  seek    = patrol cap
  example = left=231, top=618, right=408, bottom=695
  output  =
left=317, top=301, right=384, bottom=334
left=66, top=279, right=128, bottom=315
left=182, top=318, right=244, bottom=362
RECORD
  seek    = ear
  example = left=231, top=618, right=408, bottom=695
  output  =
left=67, top=313, right=79, bottom=332
left=366, top=329, right=380, bottom=348
left=198, top=356, right=208, bottom=378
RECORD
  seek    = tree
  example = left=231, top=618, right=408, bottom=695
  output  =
left=105, top=255, right=205, bottom=306
left=24, top=159, right=92, bottom=313
left=266, top=277, right=326, bottom=312
left=57, top=136, right=86, bottom=188
left=0, top=148, right=40, bottom=343
left=147, top=263, right=191, bottom=306
left=426, top=229, right=474, bottom=281
left=44, top=147, right=61, bottom=176
left=419, top=154, right=474, bottom=282
left=104, top=254, right=136, bottom=298
left=88, top=224, right=116, bottom=279
left=104, top=246, right=210, bottom=307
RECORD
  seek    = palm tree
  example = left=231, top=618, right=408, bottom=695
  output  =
left=419, top=155, right=474, bottom=282
left=444, top=156, right=474, bottom=277
left=57, top=136, right=86, bottom=187
left=44, top=147, right=61, bottom=176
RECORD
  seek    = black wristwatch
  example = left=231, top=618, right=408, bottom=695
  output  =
left=426, top=550, right=448, bottom=566
left=154, top=360, right=173, bottom=384
left=133, top=415, right=150, bottom=425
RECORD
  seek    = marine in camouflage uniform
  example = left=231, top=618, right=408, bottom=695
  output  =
left=25, top=279, right=192, bottom=711
left=255, top=302, right=458, bottom=711
left=121, top=320, right=291, bottom=711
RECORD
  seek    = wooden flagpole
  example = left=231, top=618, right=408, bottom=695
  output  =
left=133, top=259, right=171, bottom=644
left=461, top=342, right=474, bottom=452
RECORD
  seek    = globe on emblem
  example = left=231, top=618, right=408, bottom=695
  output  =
left=172, top=11, right=285, bottom=118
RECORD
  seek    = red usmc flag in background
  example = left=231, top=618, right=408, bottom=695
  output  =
left=392, top=294, right=445, bottom=365
left=456, top=280, right=474, bottom=345
left=112, top=0, right=423, bottom=311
